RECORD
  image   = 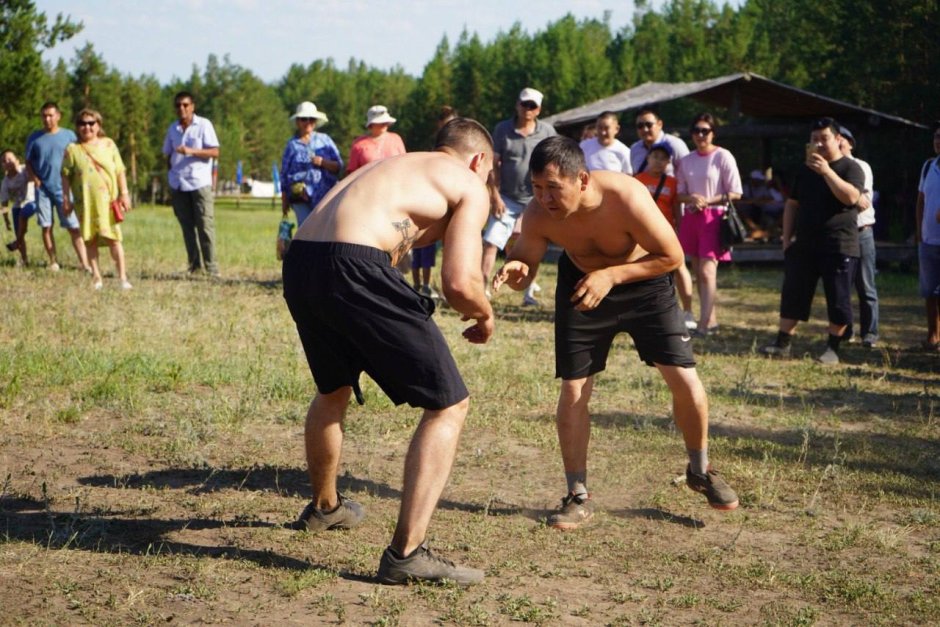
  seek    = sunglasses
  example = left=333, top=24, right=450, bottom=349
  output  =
left=77, top=120, right=98, bottom=127
left=691, top=127, right=713, bottom=136
left=296, top=117, right=316, bottom=123
left=519, top=101, right=539, bottom=110
left=636, top=121, right=656, bottom=130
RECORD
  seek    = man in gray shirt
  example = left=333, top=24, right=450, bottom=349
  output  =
left=482, top=87, right=556, bottom=306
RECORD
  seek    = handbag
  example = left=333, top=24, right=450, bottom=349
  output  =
left=110, top=199, right=125, bottom=223
left=719, top=198, right=747, bottom=251
left=288, top=181, right=310, bottom=204
left=81, top=144, right=126, bottom=223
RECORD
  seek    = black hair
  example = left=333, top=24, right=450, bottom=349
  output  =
left=690, top=112, right=719, bottom=134
left=434, top=117, right=493, bottom=155
left=174, top=91, right=195, bottom=105
left=931, top=120, right=940, bottom=134
left=40, top=101, right=60, bottom=113
left=530, top=136, right=586, bottom=179
left=634, top=105, right=660, bottom=121
left=811, top=117, right=841, bottom=135
left=596, top=111, right=620, bottom=125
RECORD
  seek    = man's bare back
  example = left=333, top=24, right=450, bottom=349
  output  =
left=296, top=152, right=485, bottom=266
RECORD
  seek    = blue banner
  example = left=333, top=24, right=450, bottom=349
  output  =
left=272, top=163, right=280, bottom=194
left=236, top=160, right=243, bottom=185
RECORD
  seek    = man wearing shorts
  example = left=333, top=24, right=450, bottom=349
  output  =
left=494, top=136, right=738, bottom=530
left=282, top=118, right=495, bottom=585
left=25, top=101, right=89, bottom=271
left=482, top=87, right=556, bottom=305
left=759, top=118, right=864, bottom=365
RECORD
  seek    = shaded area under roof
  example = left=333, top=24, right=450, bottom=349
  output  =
left=542, top=72, right=926, bottom=130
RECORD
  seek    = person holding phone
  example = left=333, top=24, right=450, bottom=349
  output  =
left=759, top=118, right=865, bottom=365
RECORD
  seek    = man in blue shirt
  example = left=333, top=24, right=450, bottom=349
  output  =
left=25, top=101, right=89, bottom=272
left=162, top=91, right=221, bottom=276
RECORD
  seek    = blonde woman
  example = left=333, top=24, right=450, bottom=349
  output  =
left=61, top=108, right=132, bottom=290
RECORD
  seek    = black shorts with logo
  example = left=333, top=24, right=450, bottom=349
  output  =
left=554, top=252, right=695, bottom=379
left=282, top=241, right=468, bottom=410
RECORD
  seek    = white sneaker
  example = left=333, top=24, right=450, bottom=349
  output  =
left=530, top=282, right=542, bottom=294
left=120, top=280, right=133, bottom=290
left=49, top=262, right=61, bottom=272
left=93, top=280, right=103, bottom=290
left=683, top=311, right=697, bottom=330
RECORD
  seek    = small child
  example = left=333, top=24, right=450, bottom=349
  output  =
left=634, top=142, right=695, bottom=327
left=0, top=150, right=36, bottom=266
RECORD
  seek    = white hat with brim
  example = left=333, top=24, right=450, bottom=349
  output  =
left=290, top=101, right=329, bottom=126
left=365, top=105, right=397, bottom=127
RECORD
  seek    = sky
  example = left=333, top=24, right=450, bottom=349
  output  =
left=40, top=0, right=665, bottom=84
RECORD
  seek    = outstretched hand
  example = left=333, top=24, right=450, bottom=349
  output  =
left=492, top=260, right=529, bottom=293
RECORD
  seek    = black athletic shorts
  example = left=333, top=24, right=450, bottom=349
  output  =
left=282, top=241, right=469, bottom=410
left=554, top=252, right=695, bottom=379
left=779, top=245, right=857, bottom=326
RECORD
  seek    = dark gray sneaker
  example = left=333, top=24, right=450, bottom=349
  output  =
left=862, top=334, right=878, bottom=349
left=686, top=465, right=739, bottom=511
left=297, top=494, right=365, bottom=532
left=759, top=342, right=791, bottom=358
left=377, top=541, right=483, bottom=586
left=547, top=492, right=595, bottom=530
left=816, top=347, right=840, bottom=365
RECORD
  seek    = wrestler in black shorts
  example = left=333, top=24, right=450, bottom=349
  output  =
left=554, top=252, right=695, bottom=379
left=282, top=241, right=468, bottom=410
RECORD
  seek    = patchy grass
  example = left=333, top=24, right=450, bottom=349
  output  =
left=0, top=204, right=938, bottom=624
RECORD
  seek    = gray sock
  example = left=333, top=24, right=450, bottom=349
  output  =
left=688, top=448, right=709, bottom=476
left=565, top=471, right=588, bottom=497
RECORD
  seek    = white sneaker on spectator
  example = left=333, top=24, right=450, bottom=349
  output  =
left=683, top=311, right=697, bottom=329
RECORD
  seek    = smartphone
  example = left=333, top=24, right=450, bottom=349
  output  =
left=805, top=143, right=817, bottom=161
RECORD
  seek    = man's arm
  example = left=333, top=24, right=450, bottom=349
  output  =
left=440, top=182, right=494, bottom=344
left=603, top=188, right=683, bottom=286
left=176, top=145, right=220, bottom=159
left=782, top=198, right=799, bottom=250
left=494, top=205, right=549, bottom=292
left=809, top=154, right=861, bottom=206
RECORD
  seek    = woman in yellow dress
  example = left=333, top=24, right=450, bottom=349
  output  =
left=61, top=108, right=132, bottom=290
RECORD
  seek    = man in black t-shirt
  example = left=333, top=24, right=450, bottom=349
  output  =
left=759, top=118, right=865, bottom=365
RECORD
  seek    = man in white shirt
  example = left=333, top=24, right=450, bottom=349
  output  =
left=839, top=125, right=878, bottom=348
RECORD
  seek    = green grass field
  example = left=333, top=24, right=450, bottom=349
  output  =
left=0, top=203, right=938, bottom=625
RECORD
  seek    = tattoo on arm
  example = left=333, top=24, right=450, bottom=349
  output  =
left=391, top=218, right=417, bottom=262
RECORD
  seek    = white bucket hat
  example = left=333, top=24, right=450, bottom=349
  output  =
left=365, top=105, right=397, bottom=127
left=290, top=101, right=329, bottom=126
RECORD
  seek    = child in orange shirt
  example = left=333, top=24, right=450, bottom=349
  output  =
left=634, top=143, right=695, bottom=327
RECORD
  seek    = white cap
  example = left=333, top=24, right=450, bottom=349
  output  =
left=518, top=87, right=544, bottom=107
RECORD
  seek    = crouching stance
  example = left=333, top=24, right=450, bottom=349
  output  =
left=283, top=118, right=495, bottom=583
left=494, top=136, right=738, bottom=529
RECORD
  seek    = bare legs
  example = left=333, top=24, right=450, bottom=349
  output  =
left=86, top=236, right=129, bottom=286
left=692, top=257, right=718, bottom=332
left=555, top=377, right=594, bottom=478
left=928, top=296, right=940, bottom=345
left=305, top=387, right=469, bottom=556
left=391, top=398, right=468, bottom=555
left=554, top=367, right=709, bottom=484
left=40, top=225, right=89, bottom=271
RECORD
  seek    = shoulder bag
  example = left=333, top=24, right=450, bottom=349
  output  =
left=81, top=143, right=126, bottom=223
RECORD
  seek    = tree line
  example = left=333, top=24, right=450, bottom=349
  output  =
left=2, top=0, right=937, bottom=200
